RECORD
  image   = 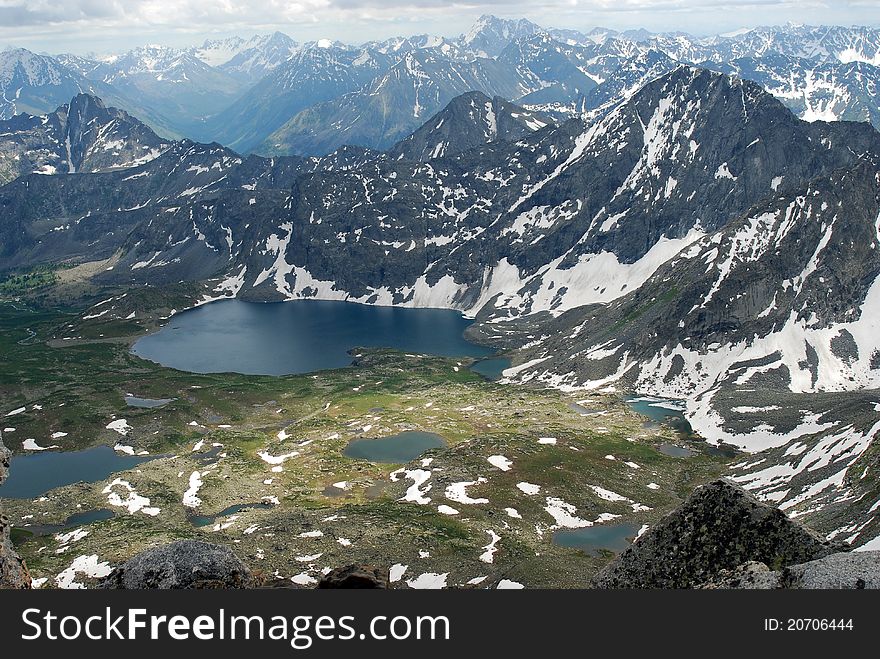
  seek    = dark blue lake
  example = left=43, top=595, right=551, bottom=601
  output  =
left=131, top=300, right=495, bottom=376
left=0, top=446, right=155, bottom=499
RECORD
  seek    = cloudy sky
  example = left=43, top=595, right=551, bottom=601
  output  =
left=1, top=0, right=877, bottom=55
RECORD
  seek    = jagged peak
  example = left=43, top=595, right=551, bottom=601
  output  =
left=66, top=92, right=107, bottom=111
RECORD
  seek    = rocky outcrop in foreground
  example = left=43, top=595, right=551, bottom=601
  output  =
left=99, top=540, right=253, bottom=589
left=702, top=552, right=880, bottom=589
left=0, top=438, right=31, bottom=589
left=592, top=480, right=843, bottom=589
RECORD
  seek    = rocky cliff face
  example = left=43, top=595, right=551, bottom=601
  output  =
left=702, top=552, right=880, bottom=589
left=5, top=67, right=878, bottom=318
left=0, top=437, right=31, bottom=589
left=0, top=93, right=170, bottom=185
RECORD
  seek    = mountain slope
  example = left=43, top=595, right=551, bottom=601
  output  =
left=705, top=55, right=880, bottom=126
left=583, top=49, right=679, bottom=113
left=504, top=162, right=880, bottom=397
left=0, top=49, right=111, bottom=120
left=205, top=45, right=390, bottom=153
left=496, top=161, right=880, bottom=536
left=71, top=46, right=246, bottom=137
left=0, top=94, right=170, bottom=185
left=386, top=91, right=552, bottom=161
left=259, top=50, right=537, bottom=156
left=8, top=67, right=877, bottom=324
left=707, top=25, right=880, bottom=65
left=215, top=32, right=300, bottom=83
left=498, top=33, right=598, bottom=109
left=458, top=15, right=542, bottom=58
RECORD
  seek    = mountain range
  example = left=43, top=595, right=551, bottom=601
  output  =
left=3, top=16, right=880, bottom=156
left=1, top=18, right=880, bottom=547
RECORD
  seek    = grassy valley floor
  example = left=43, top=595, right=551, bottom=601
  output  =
left=0, top=291, right=731, bottom=588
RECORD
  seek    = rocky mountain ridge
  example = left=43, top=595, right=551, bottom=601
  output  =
left=0, top=93, right=170, bottom=185
left=3, top=19, right=879, bottom=158
left=386, top=91, right=553, bottom=162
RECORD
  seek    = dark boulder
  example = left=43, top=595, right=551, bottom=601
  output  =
left=100, top=540, right=253, bottom=589
left=317, top=565, right=388, bottom=589
left=592, top=479, right=841, bottom=588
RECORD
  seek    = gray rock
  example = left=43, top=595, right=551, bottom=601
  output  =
left=784, top=551, right=880, bottom=589
left=0, top=437, right=32, bottom=589
left=100, top=540, right=253, bottom=589
left=592, top=479, right=840, bottom=588
left=699, top=561, right=782, bottom=589
left=700, top=552, right=880, bottom=589
left=317, top=565, right=388, bottom=589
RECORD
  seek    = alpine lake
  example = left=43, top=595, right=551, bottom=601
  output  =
left=1, top=293, right=732, bottom=588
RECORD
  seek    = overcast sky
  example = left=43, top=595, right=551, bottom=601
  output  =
left=1, top=1, right=877, bottom=55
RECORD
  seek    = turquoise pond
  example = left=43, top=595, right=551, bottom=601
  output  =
left=552, top=522, right=641, bottom=555
left=343, top=431, right=447, bottom=463
left=11, top=509, right=116, bottom=544
left=188, top=503, right=275, bottom=528
left=623, top=396, right=693, bottom=436
left=469, top=357, right=512, bottom=381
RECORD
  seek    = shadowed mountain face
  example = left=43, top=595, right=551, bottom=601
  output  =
left=204, top=45, right=393, bottom=153
left=0, top=94, right=170, bottom=185
left=386, top=91, right=553, bottom=162
left=3, top=67, right=878, bottom=321
left=57, top=46, right=247, bottom=138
